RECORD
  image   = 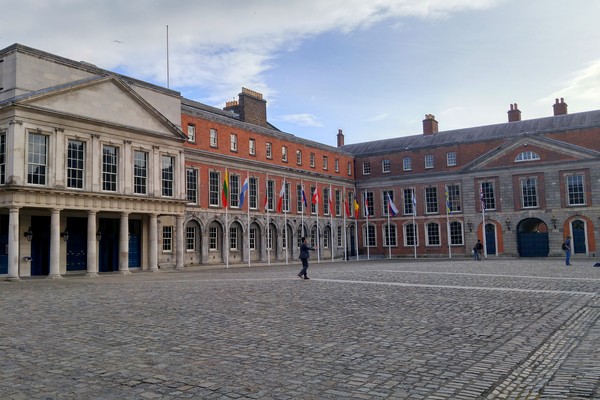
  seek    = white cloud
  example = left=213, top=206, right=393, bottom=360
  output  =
left=544, top=59, right=600, bottom=105
left=277, top=113, right=323, bottom=127
left=366, top=113, right=389, bottom=122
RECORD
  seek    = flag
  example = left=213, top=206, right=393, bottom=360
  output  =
left=387, top=193, right=398, bottom=217
left=445, top=190, right=451, bottom=214
left=277, top=182, right=286, bottom=213
left=480, top=188, right=485, bottom=210
left=312, top=187, right=319, bottom=204
left=412, top=191, right=417, bottom=214
left=345, top=198, right=351, bottom=217
left=363, top=192, right=369, bottom=217
left=353, top=198, right=359, bottom=218
left=239, top=177, right=249, bottom=209
left=328, top=187, right=333, bottom=214
left=301, top=186, right=308, bottom=208
left=222, top=169, right=229, bottom=208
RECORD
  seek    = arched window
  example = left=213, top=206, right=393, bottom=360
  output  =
left=515, top=151, right=540, bottom=162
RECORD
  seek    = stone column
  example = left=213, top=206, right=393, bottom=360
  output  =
left=149, top=214, right=158, bottom=271
left=175, top=215, right=184, bottom=269
left=201, top=231, right=209, bottom=264
left=86, top=211, right=98, bottom=277
left=49, top=209, right=62, bottom=279
left=7, top=207, right=20, bottom=281
left=119, top=212, right=131, bottom=274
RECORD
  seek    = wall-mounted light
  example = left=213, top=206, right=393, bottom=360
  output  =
left=96, top=230, right=102, bottom=241
left=551, top=215, right=557, bottom=229
left=505, top=218, right=512, bottom=231
left=61, top=229, right=69, bottom=242
left=24, top=227, right=33, bottom=242
left=467, top=220, right=473, bottom=232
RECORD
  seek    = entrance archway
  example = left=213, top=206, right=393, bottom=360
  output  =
left=517, top=218, right=549, bottom=257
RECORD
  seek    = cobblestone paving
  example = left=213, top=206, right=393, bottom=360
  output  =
left=2, top=258, right=600, bottom=399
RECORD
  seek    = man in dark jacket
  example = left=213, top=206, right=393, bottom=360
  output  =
left=298, top=237, right=317, bottom=280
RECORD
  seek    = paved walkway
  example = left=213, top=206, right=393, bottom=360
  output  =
left=2, top=258, right=600, bottom=399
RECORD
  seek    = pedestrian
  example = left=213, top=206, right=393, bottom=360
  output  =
left=298, top=237, right=317, bottom=280
left=473, top=239, right=483, bottom=261
left=564, top=235, right=572, bottom=266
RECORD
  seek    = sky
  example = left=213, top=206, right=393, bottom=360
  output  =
left=1, top=0, right=599, bottom=147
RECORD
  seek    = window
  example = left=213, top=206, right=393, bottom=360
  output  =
left=337, top=226, right=343, bottom=247
left=480, top=181, right=496, bottom=210
left=445, top=184, right=461, bottom=213
left=267, top=180, right=275, bottom=211
left=161, top=155, right=174, bottom=197
left=364, top=224, right=376, bottom=247
left=266, top=143, right=272, bottom=159
left=449, top=221, right=464, bottom=245
left=134, top=150, right=148, bottom=195
left=310, top=185, right=316, bottom=214
left=187, top=124, right=196, bottom=142
left=310, top=153, right=315, bottom=168
left=296, top=150, right=302, bottom=165
left=283, top=182, right=290, bottom=212
left=403, top=188, right=416, bottom=215
left=267, top=226, right=274, bottom=249
left=186, top=226, right=196, bottom=251
left=186, top=168, right=198, bottom=204
left=382, top=190, right=394, bottom=216
left=102, top=145, right=118, bottom=191
left=249, top=139, right=256, bottom=155
left=282, top=146, right=288, bottom=162
left=323, top=156, right=328, bottom=170
left=447, top=152, right=457, bottom=167
left=310, top=226, right=318, bottom=247
left=425, top=154, right=434, bottom=169
left=335, top=159, right=339, bottom=173
left=230, top=134, right=238, bottom=152
left=297, top=225, right=305, bottom=248
left=425, top=187, right=438, bottom=214
left=520, top=177, right=538, bottom=208
left=249, top=228, right=257, bottom=250
left=210, top=128, right=218, bottom=147
left=28, top=133, right=48, bottom=185
left=323, top=228, right=330, bottom=249
left=162, top=226, right=173, bottom=252
left=404, top=223, right=417, bottom=246
left=249, top=177, right=258, bottom=209
left=384, top=224, right=397, bottom=247
left=324, top=187, right=330, bottom=216
left=67, top=139, right=85, bottom=189
left=209, top=226, right=218, bottom=250
left=362, top=162, right=371, bottom=175
left=566, top=174, right=585, bottom=206
left=426, top=223, right=440, bottom=246
left=403, top=156, right=412, bottom=171
left=230, top=174, right=240, bottom=208
left=365, top=191, right=374, bottom=217
left=209, top=171, right=220, bottom=206
left=382, top=160, right=391, bottom=173
left=296, top=184, right=304, bottom=213
left=0, top=133, right=5, bottom=184
left=230, top=226, right=239, bottom=250
left=335, top=190, right=341, bottom=216
left=515, top=151, right=540, bottom=162
left=347, top=161, right=352, bottom=175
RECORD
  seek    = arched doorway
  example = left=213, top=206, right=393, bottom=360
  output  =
left=485, top=223, right=497, bottom=255
left=571, top=219, right=587, bottom=254
left=517, top=218, right=549, bottom=257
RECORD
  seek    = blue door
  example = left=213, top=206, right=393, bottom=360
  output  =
left=485, top=223, right=496, bottom=255
left=517, top=218, right=549, bottom=257
left=128, top=220, right=141, bottom=268
left=66, top=217, right=87, bottom=271
left=572, top=220, right=586, bottom=254
left=0, top=214, right=7, bottom=274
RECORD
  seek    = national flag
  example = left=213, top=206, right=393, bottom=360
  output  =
left=328, top=187, right=333, bottom=214
left=312, top=187, right=319, bottom=204
left=412, top=191, right=417, bottom=214
left=263, top=180, right=269, bottom=210
left=239, top=177, right=249, bottom=209
left=387, top=193, right=398, bottom=217
left=480, top=188, right=485, bottom=210
left=363, top=192, right=369, bottom=217
left=445, top=190, right=451, bottom=214
left=353, top=198, right=359, bottom=218
left=344, top=198, right=351, bottom=217
left=301, top=187, right=308, bottom=208
left=222, top=169, right=229, bottom=208
left=277, top=181, right=286, bottom=213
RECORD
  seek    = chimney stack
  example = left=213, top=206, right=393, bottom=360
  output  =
left=223, top=87, right=268, bottom=128
left=337, top=129, right=345, bottom=147
left=507, top=103, right=521, bottom=122
left=553, top=97, right=568, bottom=116
left=422, top=114, right=438, bottom=135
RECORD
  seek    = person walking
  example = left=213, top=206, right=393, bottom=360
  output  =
left=298, top=237, right=317, bottom=280
left=564, top=235, right=572, bottom=266
left=473, top=240, right=483, bottom=261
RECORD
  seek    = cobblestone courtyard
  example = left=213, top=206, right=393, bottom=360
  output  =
left=2, top=258, right=600, bottom=399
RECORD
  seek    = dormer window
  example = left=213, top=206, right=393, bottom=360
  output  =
left=515, top=151, right=540, bottom=162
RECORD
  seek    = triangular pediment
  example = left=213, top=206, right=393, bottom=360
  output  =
left=16, top=76, right=185, bottom=140
left=464, top=136, right=600, bottom=171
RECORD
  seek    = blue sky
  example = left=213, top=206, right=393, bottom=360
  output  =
left=1, top=0, right=599, bottom=146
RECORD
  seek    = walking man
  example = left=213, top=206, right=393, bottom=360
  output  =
left=298, top=237, right=317, bottom=280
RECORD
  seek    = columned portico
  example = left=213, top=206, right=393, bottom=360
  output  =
left=7, top=207, right=20, bottom=281
left=86, top=211, right=99, bottom=277
left=49, top=209, right=62, bottom=279
left=119, top=212, right=131, bottom=274
left=149, top=214, right=158, bottom=271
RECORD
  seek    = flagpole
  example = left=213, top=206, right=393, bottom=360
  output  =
left=247, top=171, right=251, bottom=267
left=223, top=168, right=229, bottom=269
left=284, top=179, right=288, bottom=265
left=343, top=188, right=348, bottom=261
left=387, top=205, right=391, bottom=260
left=412, top=190, right=417, bottom=259
left=481, top=200, right=487, bottom=260
left=354, top=193, right=359, bottom=261
left=330, top=185, right=334, bottom=262
left=365, top=192, right=370, bottom=261
left=266, top=173, right=270, bottom=266
left=445, top=190, right=452, bottom=259
left=316, top=183, right=320, bottom=263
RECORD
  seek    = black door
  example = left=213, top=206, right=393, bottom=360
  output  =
left=66, top=217, right=87, bottom=271
left=99, top=218, right=119, bottom=272
left=31, top=216, right=51, bottom=275
left=0, top=214, right=8, bottom=274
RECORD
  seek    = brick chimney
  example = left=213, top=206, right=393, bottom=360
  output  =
left=553, top=98, right=568, bottom=116
left=507, top=103, right=521, bottom=122
left=223, top=87, right=268, bottom=128
left=337, top=129, right=345, bottom=147
left=422, top=114, right=438, bottom=135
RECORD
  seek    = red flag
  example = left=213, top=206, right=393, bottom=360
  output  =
left=311, top=187, right=319, bottom=204
left=344, top=199, right=351, bottom=217
left=277, top=182, right=286, bottom=213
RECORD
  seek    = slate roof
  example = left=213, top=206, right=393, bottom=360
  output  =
left=341, top=109, right=600, bottom=156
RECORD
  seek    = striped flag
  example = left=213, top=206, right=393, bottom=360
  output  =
left=301, top=186, right=308, bottom=208
left=480, top=188, right=485, bottom=210
left=312, top=187, right=320, bottom=204
left=445, top=190, right=451, bottom=214
left=222, top=169, right=229, bottom=208
left=277, top=181, right=286, bottom=213
left=387, top=193, right=398, bottom=217
left=354, top=198, right=360, bottom=218
left=239, top=177, right=249, bottom=209
left=363, top=192, right=369, bottom=217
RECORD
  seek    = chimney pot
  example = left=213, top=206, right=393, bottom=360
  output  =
left=337, top=129, right=345, bottom=147
left=553, top=97, right=568, bottom=116
left=422, top=114, right=439, bottom=135
left=507, top=103, right=521, bottom=122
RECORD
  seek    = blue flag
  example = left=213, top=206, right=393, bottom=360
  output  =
left=387, top=193, right=398, bottom=217
left=239, top=177, right=249, bottom=209
left=301, top=187, right=308, bottom=208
